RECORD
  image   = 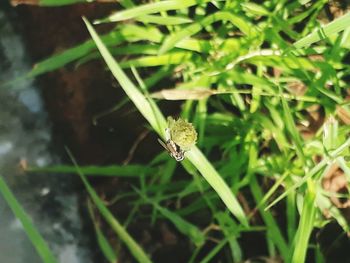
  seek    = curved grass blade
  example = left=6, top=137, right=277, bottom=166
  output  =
left=215, top=212, right=242, bottom=262
left=134, top=188, right=205, bottom=247
left=83, top=17, right=249, bottom=227
left=95, top=0, right=211, bottom=24
left=199, top=238, right=228, bottom=263
left=159, top=11, right=258, bottom=54
left=0, top=176, right=58, bottom=263
left=87, top=200, right=118, bottom=263
left=279, top=86, right=305, bottom=164
left=250, top=175, right=289, bottom=260
left=67, top=150, right=153, bottom=263
left=27, top=25, right=163, bottom=79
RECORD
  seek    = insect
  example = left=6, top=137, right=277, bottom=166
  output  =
left=158, top=128, right=185, bottom=162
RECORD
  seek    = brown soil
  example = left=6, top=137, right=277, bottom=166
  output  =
left=14, top=3, right=160, bottom=165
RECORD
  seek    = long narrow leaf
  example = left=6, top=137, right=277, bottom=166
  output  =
left=294, top=12, right=350, bottom=49
left=67, top=151, right=153, bottom=263
left=0, top=176, right=58, bottom=263
left=95, top=0, right=210, bottom=24
left=137, top=15, right=192, bottom=25
left=159, top=11, right=258, bottom=54
left=135, top=188, right=205, bottom=247
left=88, top=201, right=118, bottom=263
left=27, top=164, right=155, bottom=177
left=83, top=17, right=248, bottom=227
left=12, top=0, right=86, bottom=6
left=250, top=175, right=289, bottom=260
left=291, top=180, right=317, bottom=263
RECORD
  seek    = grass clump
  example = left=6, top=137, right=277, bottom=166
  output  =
left=3, top=1, right=350, bottom=262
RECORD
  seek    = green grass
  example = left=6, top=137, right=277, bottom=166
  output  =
left=0, top=176, right=58, bottom=263
left=5, top=0, right=350, bottom=262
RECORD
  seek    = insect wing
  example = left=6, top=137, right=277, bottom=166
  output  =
left=157, top=138, right=171, bottom=153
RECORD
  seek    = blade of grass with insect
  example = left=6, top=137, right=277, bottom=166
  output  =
left=66, top=149, right=153, bottom=263
left=0, top=176, right=58, bottom=263
left=87, top=200, right=118, bottom=263
left=291, top=180, right=317, bottom=263
left=294, top=12, right=350, bottom=49
left=83, top=17, right=249, bottom=227
left=94, top=0, right=212, bottom=24
left=27, top=164, right=155, bottom=177
left=134, top=187, right=205, bottom=247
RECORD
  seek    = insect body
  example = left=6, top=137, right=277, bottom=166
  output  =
left=158, top=128, right=185, bottom=162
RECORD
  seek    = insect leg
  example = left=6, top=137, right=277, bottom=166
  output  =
left=157, top=138, right=170, bottom=152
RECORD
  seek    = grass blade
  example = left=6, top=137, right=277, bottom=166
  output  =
left=67, top=150, right=153, bottom=263
left=120, top=52, right=193, bottom=68
left=186, top=148, right=249, bottom=226
left=137, top=15, right=192, bottom=25
left=0, top=176, right=58, bottom=263
left=27, top=164, right=155, bottom=177
left=83, top=17, right=248, bottom=227
left=215, top=212, right=242, bottom=262
left=135, top=188, right=205, bottom=247
left=12, top=0, right=87, bottom=6
left=294, top=12, right=350, bottom=49
left=250, top=175, right=289, bottom=260
left=291, top=180, right=317, bottom=263
left=88, top=200, right=118, bottom=263
left=26, top=25, right=163, bottom=79
left=279, top=86, right=305, bottom=164
left=95, top=0, right=210, bottom=24
left=159, top=11, right=258, bottom=54
left=199, top=238, right=228, bottom=263
left=28, top=32, right=120, bottom=78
